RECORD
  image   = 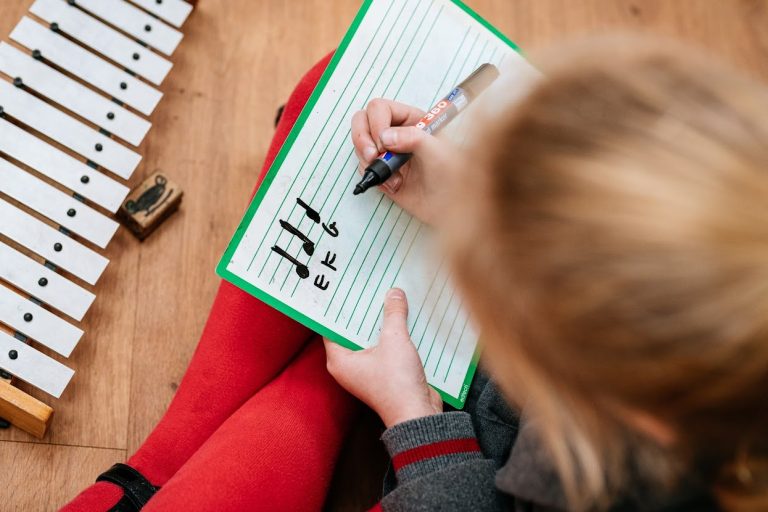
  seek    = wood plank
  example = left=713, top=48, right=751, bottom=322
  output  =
left=0, top=441, right=124, bottom=510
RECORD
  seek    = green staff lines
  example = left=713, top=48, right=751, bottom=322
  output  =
left=273, top=0, right=431, bottom=292
left=339, top=27, right=478, bottom=331
left=423, top=289, right=459, bottom=367
left=444, top=316, right=470, bottom=380
left=264, top=0, right=409, bottom=284
left=289, top=4, right=447, bottom=305
left=360, top=39, right=498, bottom=343
left=431, top=298, right=464, bottom=378
left=218, top=0, right=525, bottom=407
left=250, top=0, right=400, bottom=276
left=321, top=25, right=470, bottom=322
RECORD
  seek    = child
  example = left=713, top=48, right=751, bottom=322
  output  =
left=64, top=39, right=767, bottom=511
left=331, top=37, right=768, bottom=511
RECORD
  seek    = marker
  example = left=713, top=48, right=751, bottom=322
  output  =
left=353, top=63, right=500, bottom=195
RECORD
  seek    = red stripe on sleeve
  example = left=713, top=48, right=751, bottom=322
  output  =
left=392, top=438, right=481, bottom=471
left=368, top=503, right=384, bottom=512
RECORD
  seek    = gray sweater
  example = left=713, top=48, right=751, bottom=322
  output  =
left=378, top=370, right=717, bottom=511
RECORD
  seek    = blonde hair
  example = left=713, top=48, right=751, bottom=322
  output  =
left=445, top=37, right=768, bottom=510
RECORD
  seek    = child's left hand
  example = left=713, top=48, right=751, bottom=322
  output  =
left=324, top=288, right=443, bottom=428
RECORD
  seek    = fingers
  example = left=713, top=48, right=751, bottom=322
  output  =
left=366, top=99, right=425, bottom=152
left=351, top=110, right=379, bottom=165
left=379, top=172, right=403, bottom=195
left=380, top=125, right=436, bottom=154
left=380, top=288, right=409, bottom=342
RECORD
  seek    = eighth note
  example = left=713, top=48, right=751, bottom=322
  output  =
left=271, top=245, right=309, bottom=279
left=279, top=219, right=315, bottom=256
left=296, top=198, right=321, bottom=223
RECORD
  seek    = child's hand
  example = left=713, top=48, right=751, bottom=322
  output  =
left=351, top=99, right=456, bottom=225
left=324, top=288, right=443, bottom=428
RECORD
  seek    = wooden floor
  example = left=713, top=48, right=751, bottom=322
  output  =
left=0, top=0, right=766, bottom=510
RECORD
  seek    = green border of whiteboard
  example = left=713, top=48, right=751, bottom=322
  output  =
left=216, top=0, right=521, bottom=409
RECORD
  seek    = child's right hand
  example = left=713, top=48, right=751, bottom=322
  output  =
left=351, top=99, right=456, bottom=225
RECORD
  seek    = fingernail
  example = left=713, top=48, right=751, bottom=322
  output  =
left=388, top=174, right=403, bottom=193
left=363, top=146, right=378, bottom=161
left=386, top=288, right=405, bottom=300
left=380, top=128, right=396, bottom=147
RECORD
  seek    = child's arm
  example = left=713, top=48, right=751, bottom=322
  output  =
left=324, top=290, right=507, bottom=510
left=373, top=412, right=506, bottom=511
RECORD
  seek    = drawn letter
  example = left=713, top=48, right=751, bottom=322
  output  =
left=314, top=274, right=330, bottom=291
left=279, top=219, right=315, bottom=256
left=321, top=251, right=337, bottom=271
left=271, top=245, right=309, bottom=279
left=322, top=221, right=339, bottom=238
left=296, top=198, right=320, bottom=224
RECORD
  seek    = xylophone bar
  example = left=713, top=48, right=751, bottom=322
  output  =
left=0, top=78, right=142, bottom=180
left=30, top=0, right=173, bottom=85
left=0, top=329, right=74, bottom=398
left=128, top=0, right=193, bottom=29
left=0, top=0, right=196, bottom=437
left=74, top=0, right=184, bottom=57
left=0, top=284, right=83, bottom=358
left=0, top=199, right=109, bottom=286
left=0, top=42, right=151, bottom=146
left=0, top=117, right=129, bottom=212
left=11, top=16, right=163, bottom=116
left=0, top=158, right=120, bottom=249
left=0, top=242, right=95, bottom=322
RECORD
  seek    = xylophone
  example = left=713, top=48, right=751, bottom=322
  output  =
left=0, top=0, right=194, bottom=438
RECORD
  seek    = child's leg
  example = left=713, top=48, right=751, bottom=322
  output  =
left=143, top=338, right=357, bottom=512
left=61, top=52, right=335, bottom=511
left=62, top=285, right=315, bottom=511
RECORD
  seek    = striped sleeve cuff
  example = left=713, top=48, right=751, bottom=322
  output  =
left=381, top=412, right=483, bottom=484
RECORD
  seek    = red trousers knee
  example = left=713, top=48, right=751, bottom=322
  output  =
left=62, top=52, right=353, bottom=511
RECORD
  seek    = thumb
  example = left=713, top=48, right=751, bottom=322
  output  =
left=380, top=288, right=409, bottom=343
left=323, top=338, right=357, bottom=377
left=379, top=126, right=435, bottom=154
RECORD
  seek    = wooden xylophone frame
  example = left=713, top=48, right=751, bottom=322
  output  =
left=0, top=0, right=196, bottom=438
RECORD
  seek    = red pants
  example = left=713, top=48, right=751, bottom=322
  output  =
left=62, top=53, right=358, bottom=511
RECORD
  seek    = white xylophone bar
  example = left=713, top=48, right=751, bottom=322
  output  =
left=74, top=0, right=183, bottom=57
left=0, top=78, right=141, bottom=180
left=0, top=42, right=151, bottom=147
left=0, top=284, right=83, bottom=358
left=0, top=199, right=109, bottom=285
left=0, top=117, right=129, bottom=213
left=128, top=0, right=192, bottom=29
left=0, top=241, right=95, bottom=321
left=30, top=0, right=173, bottom=86
left=0, top=329, right=74, bottom=398
left=0, top=159, right=119, bottom=249
left=11, top=16, right=162, bottom=117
